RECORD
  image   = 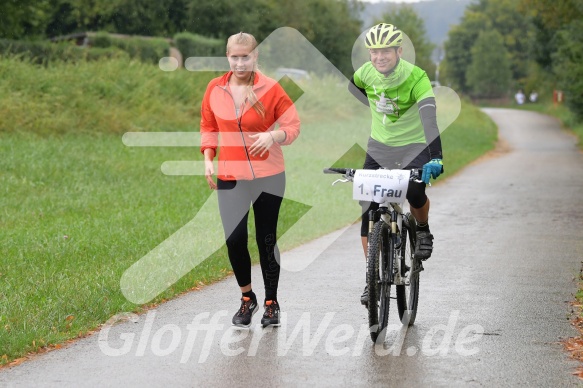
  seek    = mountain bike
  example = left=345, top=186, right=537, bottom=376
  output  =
left=323, top=167, right=424, bottom=342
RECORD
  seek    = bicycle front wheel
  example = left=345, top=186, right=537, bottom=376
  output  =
left=396, top=213, right=420, bottom=326
left=367, top=221, right=391, bottom=342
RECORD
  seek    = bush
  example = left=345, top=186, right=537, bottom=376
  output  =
left=0, top=39, right=128, bottom=64
left=1, top=33, right=171, bottom=66
left=174, top=32, right=224, bottom=59
left=0, top=39, right=56, bottom=63
left=107, top=36, right=170, bottom=65
left=91, top=32, right=113, bottom=49
left=88, top=32, right=170, bottom=64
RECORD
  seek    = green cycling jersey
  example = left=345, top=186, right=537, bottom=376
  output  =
left=353, top=59, right=434, bottom=147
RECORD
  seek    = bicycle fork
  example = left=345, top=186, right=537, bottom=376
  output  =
left=390, top=207, right=406, bottom=287
left=368, top=206, right=406, bottom=287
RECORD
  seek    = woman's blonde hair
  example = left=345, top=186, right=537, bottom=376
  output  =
left=226, top=32, right=265, bottom=117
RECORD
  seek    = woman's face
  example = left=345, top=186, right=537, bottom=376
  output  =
left=369, top=46, right=402, bottom=74
left=227, top=43, right=257, bottom=83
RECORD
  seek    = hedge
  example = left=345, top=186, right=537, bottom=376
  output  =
left=0, top=39, right=128, bottom=64
left=91, top=32, right=170, bottom=64
left=173, top=32, right=224, bottom=59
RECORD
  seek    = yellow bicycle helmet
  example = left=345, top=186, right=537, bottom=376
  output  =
left=364, top=23, right=403, bottom=49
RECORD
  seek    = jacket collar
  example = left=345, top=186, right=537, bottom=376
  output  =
left=217, top=71, right=266, bottom=90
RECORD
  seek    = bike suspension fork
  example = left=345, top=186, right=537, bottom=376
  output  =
left=391, top=210, right=403, bottom=285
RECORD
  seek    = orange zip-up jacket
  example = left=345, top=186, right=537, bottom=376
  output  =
left=200, top=71, right=301, bottom=181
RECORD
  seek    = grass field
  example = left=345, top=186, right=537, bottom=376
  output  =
left=0, top=56, right=497, bottom=364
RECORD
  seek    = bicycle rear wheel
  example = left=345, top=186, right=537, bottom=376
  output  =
left=396, top=213, right=420, bottom=326
left=367, top=221, right=391, bottom=342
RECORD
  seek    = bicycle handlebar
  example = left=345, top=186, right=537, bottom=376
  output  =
left=322, top=167, right=356, bottom=176
left=323, top=167, right=422, bottom=181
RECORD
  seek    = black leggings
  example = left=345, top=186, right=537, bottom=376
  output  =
left=217, top=172, right=285, bottom=301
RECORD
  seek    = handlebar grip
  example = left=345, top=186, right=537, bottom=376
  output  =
left=323, top=168, right=349, bottom=174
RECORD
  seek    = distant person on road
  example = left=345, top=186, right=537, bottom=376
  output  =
left=515, top=89, right=526, bottom=105
left=200, top=32, right=300, bottom=328
left=529, top=90, right=538, bottom=103
left=348, top=23, right=444, bottom=305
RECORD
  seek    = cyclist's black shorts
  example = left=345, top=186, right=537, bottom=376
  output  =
left=363, top=137, right=430, bottom=170
left=360, top=138, right=430, bottom=237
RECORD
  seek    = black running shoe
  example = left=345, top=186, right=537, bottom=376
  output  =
left=360, top=286, right=369, bottom=306
left=232, top=296, right=258, bottom=328
left=415, top=230, right=434, bottom=261
left=261, top=300, right=281, bottom=327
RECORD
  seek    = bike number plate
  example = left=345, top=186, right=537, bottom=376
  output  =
left=352, top=169, right=410, bottom=203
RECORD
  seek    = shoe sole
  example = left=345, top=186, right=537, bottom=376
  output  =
left=261, top=321, right=281, bottom=328
left=414, top=252, right=432, bottom=261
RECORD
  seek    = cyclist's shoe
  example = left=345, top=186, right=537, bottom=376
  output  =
left=232, top=296, right=258, bottom=328
left=415, top=231, right=434, bottom=261
left=360, top=286, right=369, bottom=306
left=261, top=300, right=281, bottom=327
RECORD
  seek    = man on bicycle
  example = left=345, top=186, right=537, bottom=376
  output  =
left=348, top=23, right=443, bottom=305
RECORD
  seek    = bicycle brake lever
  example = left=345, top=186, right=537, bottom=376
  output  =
left=414, top=180, right=431, bottom=186
left=332, top=178, right=349, bottom=186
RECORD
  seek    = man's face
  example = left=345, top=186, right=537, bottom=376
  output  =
left=369, top=47, right=402, bottom=74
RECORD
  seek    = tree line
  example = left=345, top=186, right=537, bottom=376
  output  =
left=2, top=0, right=582, bottom=119
left=0, top=0, right=364, bottom=76
left=0, top=0, right=444, bottom=79
left=442, top=0, right=583, bottom=119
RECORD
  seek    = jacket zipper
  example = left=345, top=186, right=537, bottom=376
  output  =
left=219, top=85, right=256, bottom=179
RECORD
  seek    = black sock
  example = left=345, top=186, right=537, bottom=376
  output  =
left=417, top=221, right=430, bottom=232
left=242, top=290, right=256, bottom=301
left=265, top=294, right=277, bottom=303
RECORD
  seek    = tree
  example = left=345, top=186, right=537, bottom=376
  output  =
left=2, top=0, right=363, bottom=77
left=519, top=0, right=583, bottom=117
left=553, top=19, right=583, bottom=119
left=0, top=0, right=52, bottom=39
left=286, top=0, right=362, bottom=77
left=185, top=0, right=362, bottom=76
left=375, top=5, right=436, bottom=79
left=109, top=0, right=190, bottom=36
left=43, top=0, right=192, bottom=38
left=466, top=30, right=512, bottom=98
left=443, top=7, right=489, bottom=92
left=442, top=0, right=533, bottom=93
left=474, top=0, right=533, bottom=83
left=520, top=0, right=583, bottom=30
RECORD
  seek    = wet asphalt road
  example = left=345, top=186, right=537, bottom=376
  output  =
left=2, top=108, right=583, bottom=387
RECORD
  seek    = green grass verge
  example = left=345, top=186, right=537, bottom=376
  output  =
left=440, top=98, right=498, bottom=178
left=0, top=56, right=496, bottom=364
